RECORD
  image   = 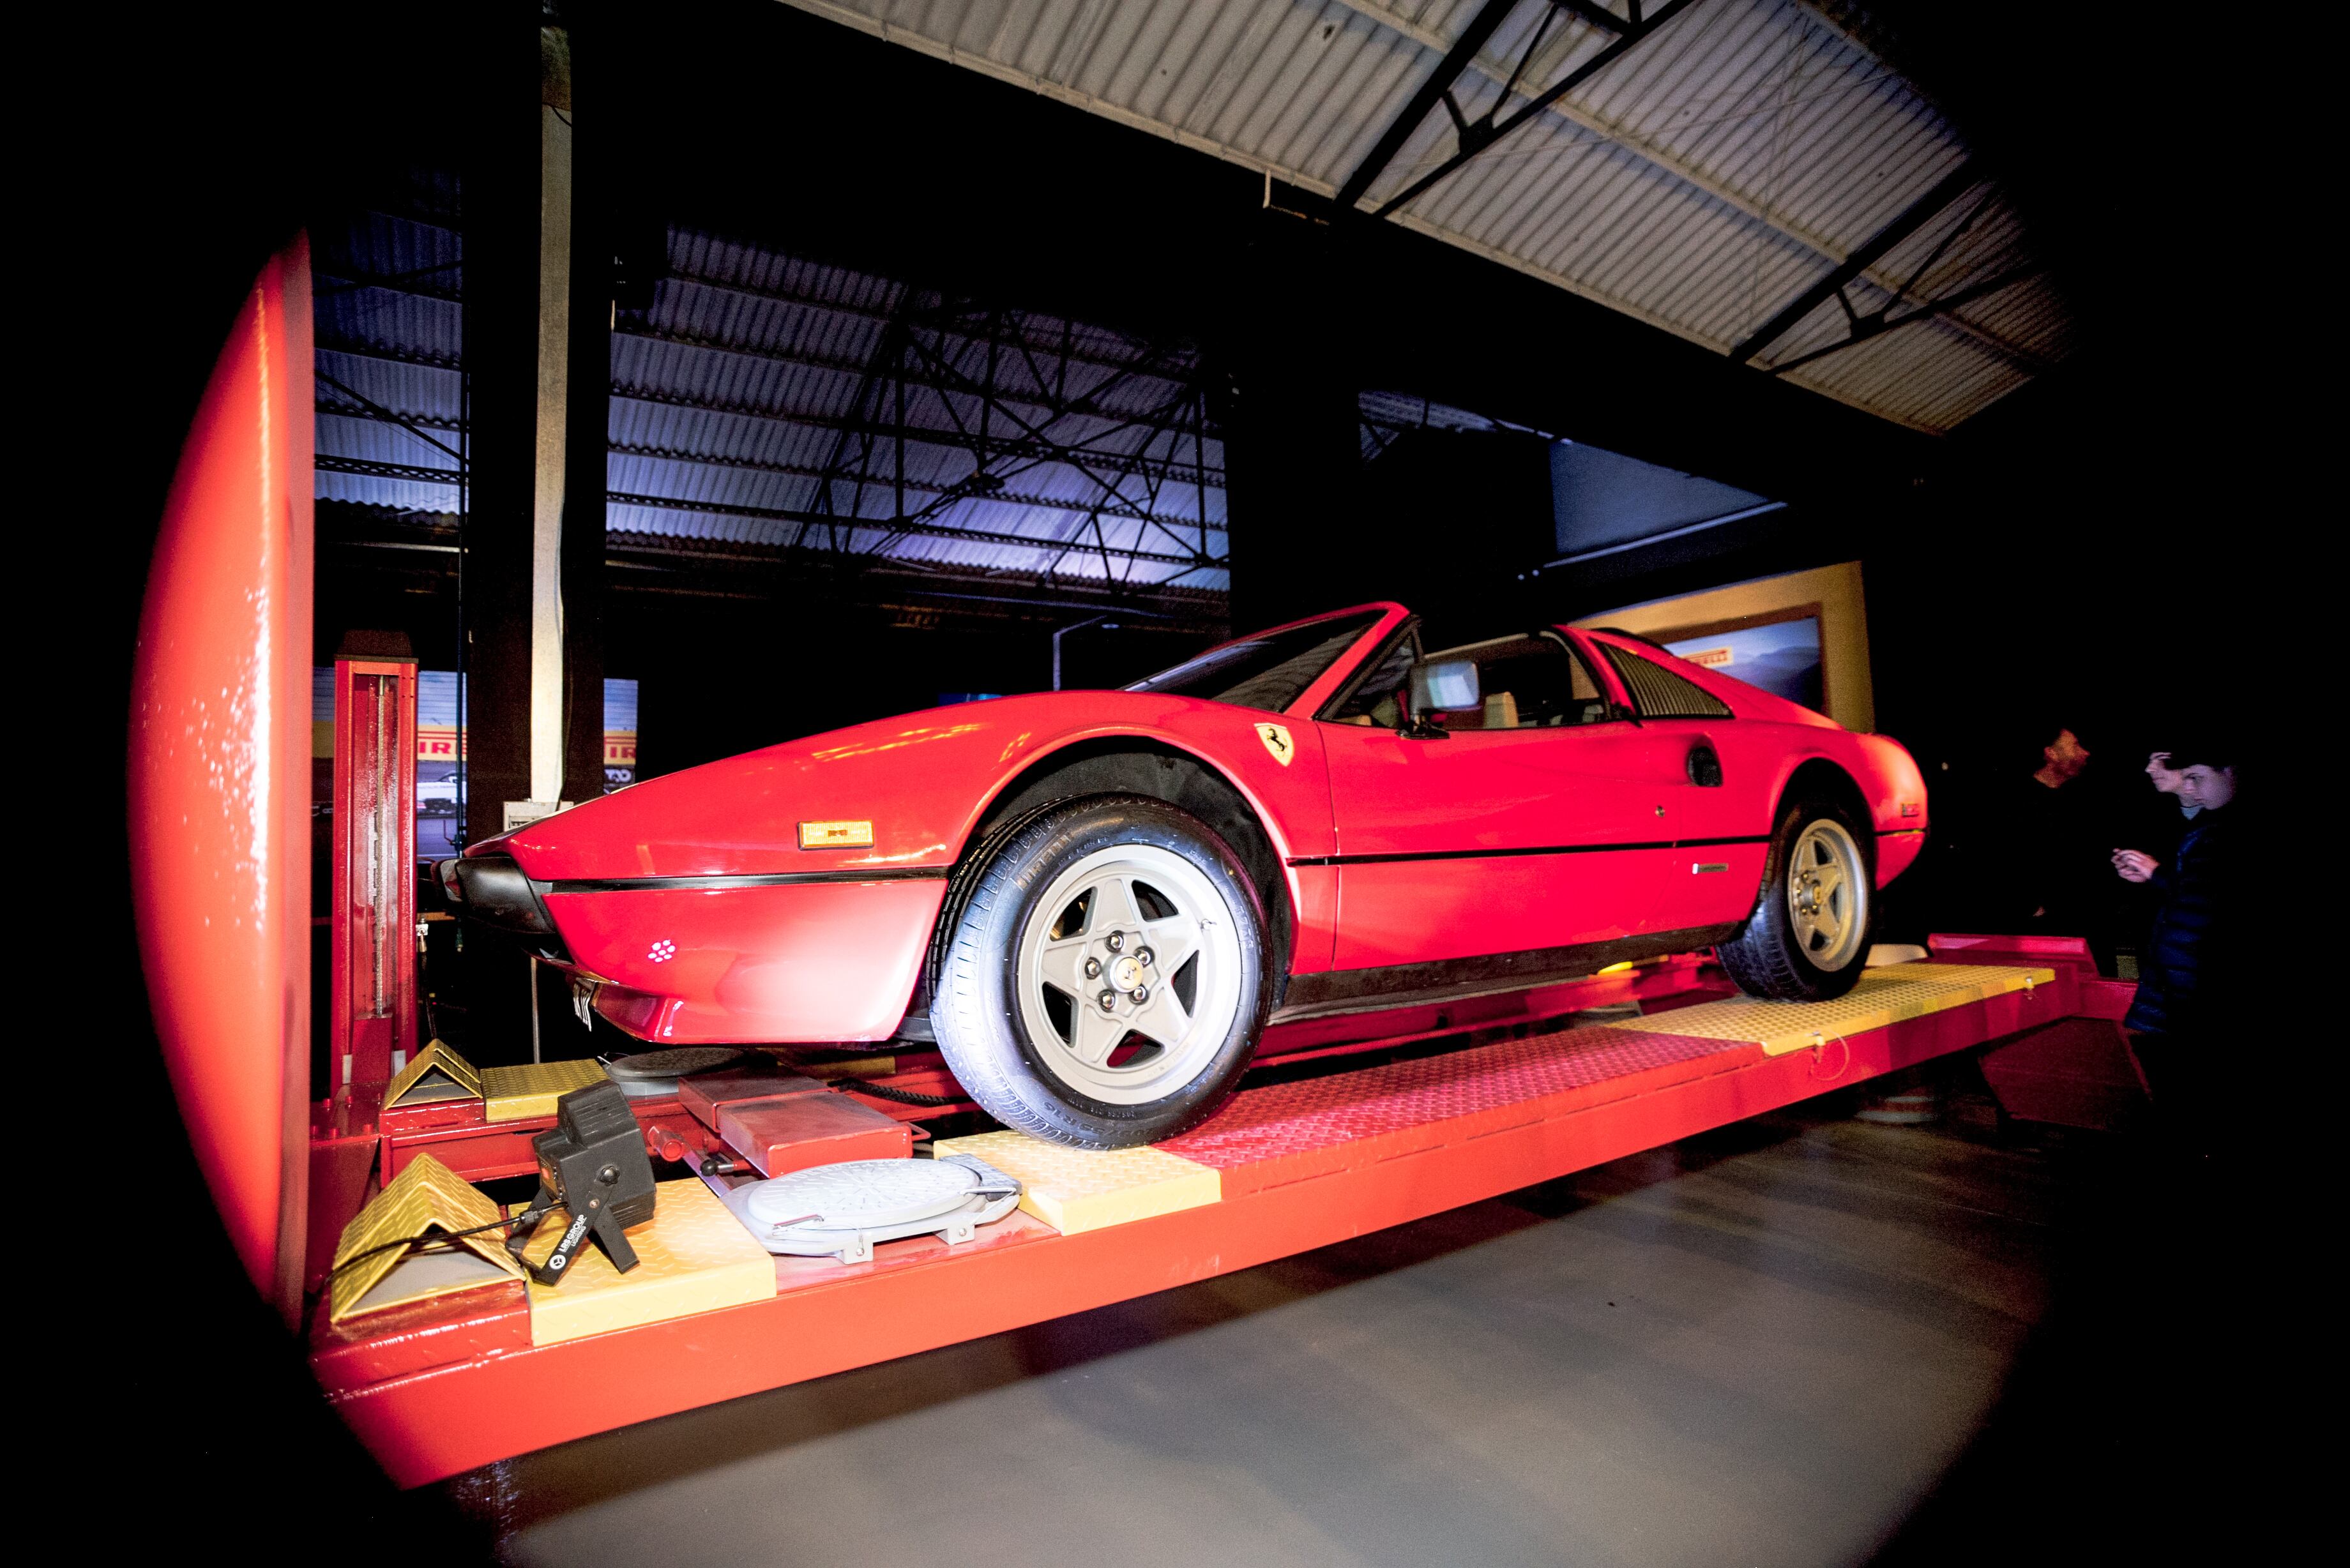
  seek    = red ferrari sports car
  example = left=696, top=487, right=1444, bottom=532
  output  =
left=442, top=603, right=1926, bottom=1146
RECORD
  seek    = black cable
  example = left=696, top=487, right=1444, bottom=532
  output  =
left=302, top=1210, right=538, bottom=1328
left=841, top=1080, right=963, bottom=1108
left=326, top=1211, right=533, bottom=1280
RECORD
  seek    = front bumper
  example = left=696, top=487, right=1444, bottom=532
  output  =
left=557, top=877, right=949, bottom=1045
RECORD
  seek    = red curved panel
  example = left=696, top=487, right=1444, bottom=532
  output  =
left=552, top=879, right=949, bottom=1043
left=129, top=237, right=314, bottom=1324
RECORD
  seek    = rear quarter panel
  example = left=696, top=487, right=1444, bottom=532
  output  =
left=1581, top=633, right=1929, bottom=888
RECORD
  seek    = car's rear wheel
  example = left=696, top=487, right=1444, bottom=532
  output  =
left=929, top=795, right=1268, bottom=1147
left=1716, top=795, right=1874, bottom=1002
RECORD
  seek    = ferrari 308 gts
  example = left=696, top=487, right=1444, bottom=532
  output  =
left=441, top=604, right=1927, bottom=1147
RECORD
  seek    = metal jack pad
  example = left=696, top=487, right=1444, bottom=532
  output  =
left=706, top=1155, right=1022, bottom=1264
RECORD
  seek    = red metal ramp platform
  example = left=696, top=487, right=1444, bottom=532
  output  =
left=314, top=958, right=2074, bottom=1486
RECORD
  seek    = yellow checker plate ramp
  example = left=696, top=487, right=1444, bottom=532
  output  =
left=932, top=1131, right=1220, bottom=1235
left=481, top=1058, right=610, bottom=1122
left=513, top=1178, right=776, bottom=1345
left=328, top=1152, right=526, bottom=1324
left=1605, top=962, right=2054, bottom=1057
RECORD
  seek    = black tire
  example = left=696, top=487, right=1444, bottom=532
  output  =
left=929, top=794, right=1271, bottom=1148
left=1717, top=794, right=1876, bottom=1002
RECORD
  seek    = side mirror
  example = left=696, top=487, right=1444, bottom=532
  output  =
left=1400, top=658, right=1480, bottom=741
left=1409, top=658, right=1481, bottom=714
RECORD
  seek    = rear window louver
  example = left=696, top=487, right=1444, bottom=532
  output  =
left=1599, top=643, right=1733, bottom=720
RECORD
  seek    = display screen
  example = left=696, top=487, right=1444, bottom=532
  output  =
left=1662, top=617, right=1823, bottom=712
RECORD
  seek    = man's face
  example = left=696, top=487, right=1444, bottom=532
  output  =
left=2043, top=729, right=2090, bottom=780
left=2176, top=765, right=2235, bottom=811
left=2146, top=751, right=2185, bottom=794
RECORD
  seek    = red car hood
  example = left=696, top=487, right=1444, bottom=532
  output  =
left=481, top=692, right=1251, bottom=882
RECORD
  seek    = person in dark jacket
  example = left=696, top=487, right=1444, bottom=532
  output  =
left=2112, top=743, right=2239, bottom=1142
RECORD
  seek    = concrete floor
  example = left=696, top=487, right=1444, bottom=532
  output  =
left=428, top=1100, right=2226, bottom=1567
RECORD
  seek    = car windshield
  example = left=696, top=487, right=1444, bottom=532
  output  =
left=1125, top=611, right=1385, bottom=713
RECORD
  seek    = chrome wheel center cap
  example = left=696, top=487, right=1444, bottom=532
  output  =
left=1110, top=954, right=1145, bottom=990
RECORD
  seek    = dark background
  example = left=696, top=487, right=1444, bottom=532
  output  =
left=52, top=0, right=2282, bottom=1555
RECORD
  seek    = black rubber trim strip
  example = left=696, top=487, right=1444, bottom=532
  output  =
left=1286, top=833, right=1769, bottom=868
left=840, top=1080, right=966, bottom=1108
left=545, top=867, right=951, bottom=894
left=1272, top=923, right=1746, bottom=1023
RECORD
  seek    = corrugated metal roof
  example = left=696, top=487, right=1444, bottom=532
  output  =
left=313, top=204, right=1229, bottom=593
left=786, top=0, right=2068, bottom=432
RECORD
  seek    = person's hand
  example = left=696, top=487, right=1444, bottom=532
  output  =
left=2112, top=848, right=2158, bottom=882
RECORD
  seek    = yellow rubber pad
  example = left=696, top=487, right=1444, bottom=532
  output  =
left=932, top=1131, right=1220, bottom=1235
left=329, top=1153, right=525, bottom=1324
left=1607, top=962, right=2054, bottom=1057
left=513, top=1178, right=775, bottom=1345
left=481, top=1058, right=610, bottom=1122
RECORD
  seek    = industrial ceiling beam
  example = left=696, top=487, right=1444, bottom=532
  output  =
left=1552, top=1, right=1630, bottom=34
left=317, top=398, right=464, bottom=432
left=1759, top=262, right=2045, bottom=378
left=1335, top=0, right=1529, bottom=209
left=321, top=550, right=1227, bottom=628
left=325, top=443, right=1223, bottom=539
left=319, top=455, right=460, bottom=485
left=321, top=246, right=1199, bottom=393
left=617, top=323, right=1206, bottom=444
left=1368, top=0, right=1704, bottom=219
left=1319, top=0, right=2040, bottom=377
left=610, top=442, right=1217, bottom=535
left=315, top=502, right=1227, bottom=616
left=320, top=328, right=1208, bottom=449
left=663, top=268, right=1175, bottom=383
left=318, top=333, right=462, bottom=372
left=609, top=385, right=1218, bottom=486
left=605, top=490, right=1218, bottom=573
left=314, top=259, right=465, bottom=302
left=600, top=532, right=1225, bottom=613
left=1728, top=160, right=1981, bottom=365
left=320, top=378, right=1222, bottom=487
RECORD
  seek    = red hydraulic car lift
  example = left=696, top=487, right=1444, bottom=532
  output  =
left=307, top=936, right=2117, bottom=1487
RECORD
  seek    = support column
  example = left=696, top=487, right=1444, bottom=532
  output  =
left=459, top=9, right=605, bottom=1066
left=556, top=17, right=609, bottom=810
left=529, top=27, right=573, bottom=811
left=463, top=11, right=603, bottom=848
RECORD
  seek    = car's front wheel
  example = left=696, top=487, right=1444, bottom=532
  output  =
left=1715, top=795, right=1875, bottom=1002
left=929, top=795, right=1269, bottom=1147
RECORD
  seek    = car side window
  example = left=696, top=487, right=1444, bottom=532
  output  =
left=1439, top=636, right=1614, bottom=730
left=1326, top=628, right=1421, bottom=727
left=1596, top=642, right=1734, bottom=720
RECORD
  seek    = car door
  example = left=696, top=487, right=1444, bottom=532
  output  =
left=1316, top=630, right=1683, bottom=971
left=1581, top=635, right=1772, bottom=935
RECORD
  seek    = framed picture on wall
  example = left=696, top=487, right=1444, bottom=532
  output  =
left=1648, top=607, right=1826, bottom=715
left=1572, top=562, right=1870, bottom=732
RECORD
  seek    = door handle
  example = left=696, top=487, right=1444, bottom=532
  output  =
left=1686, top=744, right=1722, bottom=787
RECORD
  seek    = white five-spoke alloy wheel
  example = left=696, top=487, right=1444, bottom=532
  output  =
left=1014, top=845, right=1245, bottom=1106
left=1715, top=793, right=1876, bottom=1002
left=1785, top=817, right=1867, bottom=974
left=929, top=794, right=1271, bottom=1147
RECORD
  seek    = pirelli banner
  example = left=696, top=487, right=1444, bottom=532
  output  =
left=313, top=670, right=639, bottom=779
